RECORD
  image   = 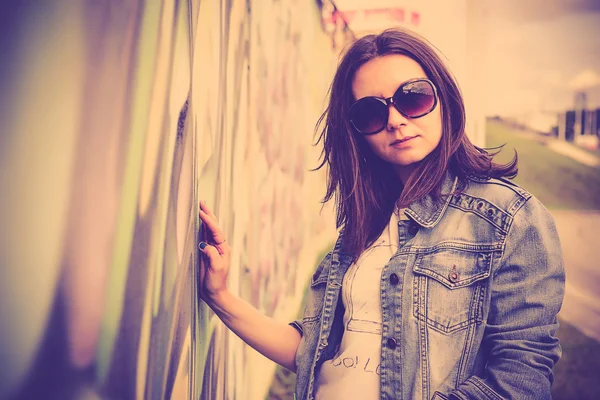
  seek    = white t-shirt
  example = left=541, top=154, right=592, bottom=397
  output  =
left=315, top=210, right=405, bottom=399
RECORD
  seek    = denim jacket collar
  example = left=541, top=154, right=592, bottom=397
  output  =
left=336, top=172, right=459, bottom=259
left=405, top=172, right=458, bottom=229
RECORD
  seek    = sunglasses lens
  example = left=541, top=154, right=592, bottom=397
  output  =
left=393, top=80, right=435, bottom=117
left=350, top=98, right=387, bottom=134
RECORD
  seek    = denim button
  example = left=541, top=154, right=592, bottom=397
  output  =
left=389, top=273, right=399, bottom=285
left=448, top=265, right=459, bottom=283
left=387, top=337, right=397, bottom=349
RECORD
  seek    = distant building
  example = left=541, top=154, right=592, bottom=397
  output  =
left=574, top=91, right=587, bottom=137
left=556, top=90, right=599, bottom=149
left=557, top=109, right=600, bottom=150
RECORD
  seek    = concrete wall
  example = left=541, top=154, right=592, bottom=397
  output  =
left=0, top=1, right=340, bottom=399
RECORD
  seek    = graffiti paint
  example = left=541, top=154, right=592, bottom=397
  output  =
left=0, top=0, right=344, bottom=399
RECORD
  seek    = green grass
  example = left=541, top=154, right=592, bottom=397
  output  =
left=486, top=120, right=600, bottom=210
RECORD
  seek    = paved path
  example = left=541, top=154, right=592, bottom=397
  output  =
left=546, top=140, right=600, bottom=168
left=552, top=210, right=600, bottom=341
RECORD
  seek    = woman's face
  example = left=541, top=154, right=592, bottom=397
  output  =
left=351, top=54, right=442, bottom=183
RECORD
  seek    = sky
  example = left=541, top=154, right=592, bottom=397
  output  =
left=480, top=0, right=600, bottom=116
left=332, top=0, right=600, bottom=117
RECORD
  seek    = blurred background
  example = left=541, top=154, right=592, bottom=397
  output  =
left=0, top=0, right=598, bottom=399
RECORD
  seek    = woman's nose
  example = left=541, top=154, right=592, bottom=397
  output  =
left=386, top=104, right=409, bottom=131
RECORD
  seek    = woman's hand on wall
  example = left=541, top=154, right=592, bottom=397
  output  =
left=197, top=201, right=301, bottom=372
left=198, top=200, right=231, bottom=304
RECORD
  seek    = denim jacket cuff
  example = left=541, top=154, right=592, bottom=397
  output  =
left=289, top=320, right=303, bottom=337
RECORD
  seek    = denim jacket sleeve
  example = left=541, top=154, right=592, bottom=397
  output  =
left=448, top=196, right=565, bottom=400
left=288, top=251, right=334, bottom=339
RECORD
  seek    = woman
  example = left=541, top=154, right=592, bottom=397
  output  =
left=198, top=28, right=565, bottom=400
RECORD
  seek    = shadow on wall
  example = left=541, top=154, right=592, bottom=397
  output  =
left=0, top=1, right=343, bottom=399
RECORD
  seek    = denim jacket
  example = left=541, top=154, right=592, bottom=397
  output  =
left=291, top=173, right=565, bottom=400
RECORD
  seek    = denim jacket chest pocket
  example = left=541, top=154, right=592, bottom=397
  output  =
left=412, top=247, right=493, bottom=334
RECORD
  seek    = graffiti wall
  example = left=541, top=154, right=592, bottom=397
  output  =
left=0, top=1, right=344, bottom=399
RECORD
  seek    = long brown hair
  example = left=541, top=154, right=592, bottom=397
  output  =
left=314, top=27, right=517, bottom=259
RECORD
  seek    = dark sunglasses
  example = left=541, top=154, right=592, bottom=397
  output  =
left=348, top=78, right=438, bottom=135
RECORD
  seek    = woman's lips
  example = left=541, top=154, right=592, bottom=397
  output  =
left=390, top=136, right=417, bottom=147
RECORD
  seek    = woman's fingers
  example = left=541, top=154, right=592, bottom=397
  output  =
left=199, top=202, right=220, bottom=233
left=199, top=241, right=222, bottom=264
left=199, top=202, right=228, bottom=247
left=200, top=200, right=219, bottom=224
left=200, top=200, right=216, bottom=218
left=198, top=241, right=230, bottom=301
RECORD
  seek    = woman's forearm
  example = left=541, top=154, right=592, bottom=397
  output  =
left=207, top=290, right=301, bottom=372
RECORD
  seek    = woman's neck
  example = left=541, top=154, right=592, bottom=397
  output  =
left=394, top=164, right=416, bottom=185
